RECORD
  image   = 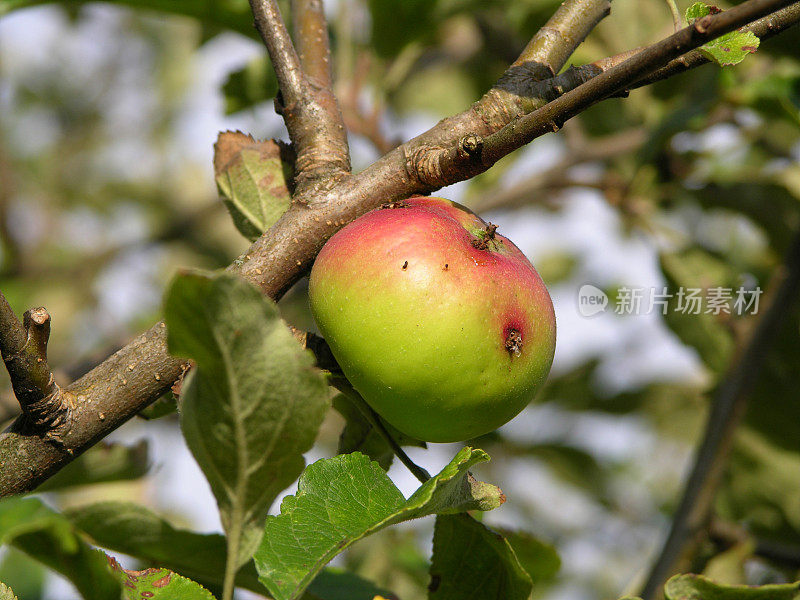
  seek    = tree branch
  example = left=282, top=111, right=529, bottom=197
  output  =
left=512, top=0, right=613, bottom=79
left=250, top=0, right=305, bottom=112
left=633, top=1, right=800, bottom=88
left=291, top=0, right=333, bottom=89
left=0, top=295, right=68, bottom=439
left=249, top=0, right=350, bottom=191
left=1, top=0, right=795, bottom=496
left=640, top=229, right=800, bottom=600
left=461, top=0, right=798, bottom=173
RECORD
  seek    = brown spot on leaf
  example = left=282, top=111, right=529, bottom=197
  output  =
left=213, top=132, right=295, bottom=193
left=152, top=574, right=172, bottom=588
left=742, top=45, right=758, bottom=52
left=213, top=131, right=255, bottom=175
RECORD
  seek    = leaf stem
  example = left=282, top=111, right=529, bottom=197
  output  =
left=222, top=540, right=238, bottom=600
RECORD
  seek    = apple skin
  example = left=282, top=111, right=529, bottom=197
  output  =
left=308, top=196, right=556, bottom=442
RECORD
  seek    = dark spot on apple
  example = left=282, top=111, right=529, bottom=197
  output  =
left=471, top=237, right=489, bottom=250
left=504, top=328, right=523, bottom=357
left=471, top=222, right=499, bottom=251
left=443, top=263, right=449, bottom=270
left=381, top=200, right=410, bottom=209
left=402, top=261, right=408, bottom=270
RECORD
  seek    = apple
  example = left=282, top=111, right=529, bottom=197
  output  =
left=308, top=196, right=556, bottom=442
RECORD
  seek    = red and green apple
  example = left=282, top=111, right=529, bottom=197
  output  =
left=309, top=196, right=556, bottom=443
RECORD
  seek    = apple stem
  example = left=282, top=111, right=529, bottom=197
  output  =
left=332, top=377, right=431, bottom=483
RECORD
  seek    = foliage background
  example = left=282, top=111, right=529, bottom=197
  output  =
left=0, top=0, right=799, bottom=598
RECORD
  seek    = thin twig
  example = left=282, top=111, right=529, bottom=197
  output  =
left=249, top=0, right=305, bottom=110
left=485, top=0, right=796, bottom=163
left=640, top=229, right=800, bottom=600
left=634, top=1, right=800, bottom=88
left=0, top=294, right=67, bottom=437
left=665, top=0, right=683, bottom=32
left=249, top=0, right=350, bottom=191
left=291, top=0, right=333, bottom=88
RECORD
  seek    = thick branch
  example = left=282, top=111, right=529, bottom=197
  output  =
left=250, top=0, right=350, bottom=190
left=483, top=0, right=612, bottom=126
left=512, top=0, right=613, bottom=78
left=0, top=323, right=186, bottom=496
left=484, top=0, right=795, bottom=167
left=640, top=229, right=800, bottom=600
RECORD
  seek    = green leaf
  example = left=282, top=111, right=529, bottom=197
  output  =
left=0, top=0, right=257, bottom=38
left=0, top=497, right=120, bottom=600
left=165, top=271, right=329, bottom=570
left=686, top=2, right=714, bottom=21
left=64, top=501, right=262, bottom=594
left=491, top=527, right=560, bottom=584
left=223, top=55, right=279, bottom=114
left=659, top=248, right=736, bottom=374
left=64, top=500, right=390, bottom=600
left=254, top=447, right=503, bottom=600
left=685, top=3, right=760, bottom=66
left=213, top=132, right=294, bottom=242
left=138, top=392, right=178, bottom=420
left=37, top=440, right=149, bottom=491
left=664, top=574, right=800, bottom=599
left=0, top=583, right=18, bottom=600
left=428, top=514, right=532, bottom=600
left=106, top=555, right=216, bottom=600
left=702, top=541, right=754, bottom=585
left=0, top=549, right=46, bottom=599
left=367, top=0, right=439, bottom=58
left=717, top=428, right=800, bottom=544
left=306, top=569, right=398, bottom=600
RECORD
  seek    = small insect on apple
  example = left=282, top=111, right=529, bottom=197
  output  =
left=309, top=196, right=556, bottom=442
